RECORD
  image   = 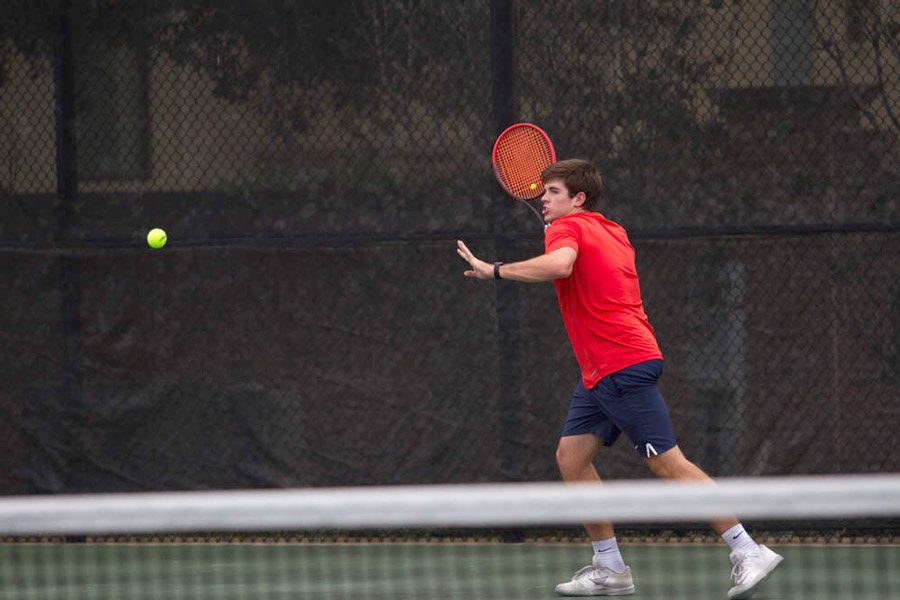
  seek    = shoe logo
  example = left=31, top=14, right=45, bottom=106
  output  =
left=644, top=443, right=658, bottom=457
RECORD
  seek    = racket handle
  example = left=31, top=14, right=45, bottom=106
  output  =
left=522, top=200, right=548, bottom=230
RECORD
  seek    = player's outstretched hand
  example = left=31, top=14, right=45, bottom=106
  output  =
left=456, top=240, right=493, bottom=280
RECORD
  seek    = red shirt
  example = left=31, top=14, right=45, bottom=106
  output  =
left=545, top=211, right=662, bottom=388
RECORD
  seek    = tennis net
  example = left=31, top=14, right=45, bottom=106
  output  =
left=1, top=475, right=898, bottom=599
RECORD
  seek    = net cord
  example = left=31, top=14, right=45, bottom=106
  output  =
left=1, top=475, right=898, bottom=536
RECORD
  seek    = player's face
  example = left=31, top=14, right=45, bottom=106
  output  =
left=541, top=179, right=584, bottom=223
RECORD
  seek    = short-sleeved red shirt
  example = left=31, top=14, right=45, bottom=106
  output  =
left=545, top=211, right=662, bottom=389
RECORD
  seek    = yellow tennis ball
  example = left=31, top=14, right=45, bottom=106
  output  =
left=147, top=228, right=167, bottom=249
left=530, top=183, right=538, bottom=190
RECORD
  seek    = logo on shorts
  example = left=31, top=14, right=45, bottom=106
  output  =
left=644, top=443, right=658, bottom=458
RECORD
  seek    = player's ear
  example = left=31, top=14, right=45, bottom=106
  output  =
left=573, top=191, right=586, bottom=207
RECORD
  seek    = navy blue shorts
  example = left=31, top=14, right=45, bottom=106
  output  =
left=560, top=359, right=677, bottom=458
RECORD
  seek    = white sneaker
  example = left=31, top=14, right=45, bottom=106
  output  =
left=727, top=544, right=783, bottom=599
left=555, top=564, right=635, bottom=596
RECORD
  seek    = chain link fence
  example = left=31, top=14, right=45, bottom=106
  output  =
left=1, top=1, right=897, bottom=493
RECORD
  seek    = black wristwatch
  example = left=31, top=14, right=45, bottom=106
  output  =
left=493, top=262, right=503, bottom=280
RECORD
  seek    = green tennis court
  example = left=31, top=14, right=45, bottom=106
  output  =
left=2, top=543, right=897, bottom=599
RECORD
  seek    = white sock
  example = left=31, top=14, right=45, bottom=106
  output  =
left=591, top=537, right=627, bottom=572
left=722, top=524, right=759, bottom=554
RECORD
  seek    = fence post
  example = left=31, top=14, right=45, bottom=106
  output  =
left=53, top=0, right=84, bottom=492
left=490, top=0, right=524, bottom=484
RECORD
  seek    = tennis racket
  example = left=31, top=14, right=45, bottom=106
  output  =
left=491, top=123, right=557, bottom=227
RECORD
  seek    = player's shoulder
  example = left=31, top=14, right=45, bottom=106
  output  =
left=550, top=212, right=632, bottom=249
left=550, top=211, right=610, bottom=231
left=578, top=210, right=627, bottom=232
left=546, top=217, right=579, bottom=239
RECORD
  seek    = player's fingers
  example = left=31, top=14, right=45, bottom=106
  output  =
left=456, top=247, right=473, bottom=264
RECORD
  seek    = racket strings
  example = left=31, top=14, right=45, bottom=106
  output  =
left=494, top=128, right=555, bottom=199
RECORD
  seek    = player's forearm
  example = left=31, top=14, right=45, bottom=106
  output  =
left=498, top=252, right=572, bottom=282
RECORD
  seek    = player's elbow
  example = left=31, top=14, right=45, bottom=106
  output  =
left=549, top=249, right=576, bottom=279
left=553, top=257, right=575, bottom=279
left=554, top=263, right=573, bottom=279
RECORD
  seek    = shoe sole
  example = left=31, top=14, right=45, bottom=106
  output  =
left=555, top=585, right=635, bottom=597
left=728, top=554, right=784, bottom=600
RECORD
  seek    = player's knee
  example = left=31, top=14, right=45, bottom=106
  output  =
left=645, top=446, right=691, bottom=479
left=555, top=442, right=589, bottom=477
left=646, top=455, right=675, bottom=478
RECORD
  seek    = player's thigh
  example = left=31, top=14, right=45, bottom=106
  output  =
left=602, top=360, right=677, bottom=459
left=560, top=379, right=622, bottom=447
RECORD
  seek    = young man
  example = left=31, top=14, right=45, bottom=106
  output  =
left=456, top=159, right=782, bottom=599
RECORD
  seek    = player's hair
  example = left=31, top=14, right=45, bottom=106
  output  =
left=540, top=159, right=602, bottom=210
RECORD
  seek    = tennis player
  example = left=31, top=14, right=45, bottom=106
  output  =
left=456, top=159, right=782, bottom=599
